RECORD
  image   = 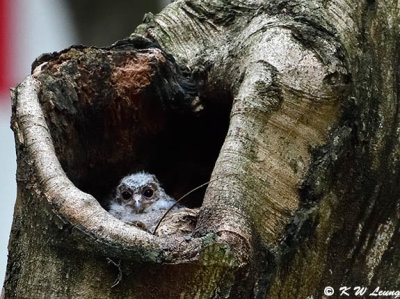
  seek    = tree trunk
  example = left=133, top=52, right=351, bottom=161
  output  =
left=3, top=0, right=400, bottom=298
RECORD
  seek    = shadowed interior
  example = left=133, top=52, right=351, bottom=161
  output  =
left=71, top=96, right=231, bottom=208
left=35, top=46, right=232, bottom=208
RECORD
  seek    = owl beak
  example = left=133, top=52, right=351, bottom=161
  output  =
left=133, top=195, right=142, bottom=213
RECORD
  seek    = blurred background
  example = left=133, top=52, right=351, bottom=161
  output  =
left=0, top=0, right=169, bottom=285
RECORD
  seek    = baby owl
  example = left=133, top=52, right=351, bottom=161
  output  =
left=108, top=172, right=176, bottom=228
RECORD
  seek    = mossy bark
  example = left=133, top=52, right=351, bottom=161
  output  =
left=3, top=0, right=400, bottom=298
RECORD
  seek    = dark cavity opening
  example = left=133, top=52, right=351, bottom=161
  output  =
left=36, top=44, right=232, bottom=210
left=75, top=99, right=231, bottom=209
left=39, top=70, right=231, bottom=209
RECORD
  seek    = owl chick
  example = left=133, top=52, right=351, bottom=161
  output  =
left=108, top=172, right=177, bottom=229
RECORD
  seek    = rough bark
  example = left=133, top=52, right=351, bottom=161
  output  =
left=4, top=0, right=400, bottom=298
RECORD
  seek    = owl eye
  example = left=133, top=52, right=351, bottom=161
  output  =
left=121, top=191, right=132, bottom=200
left=143, top=188, right=153, bottom=198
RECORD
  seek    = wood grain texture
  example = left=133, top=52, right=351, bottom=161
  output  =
left=4, top=0, right=400, bottom=297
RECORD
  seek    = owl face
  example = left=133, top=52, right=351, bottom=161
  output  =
left=115, top=173, right=160, bottom=213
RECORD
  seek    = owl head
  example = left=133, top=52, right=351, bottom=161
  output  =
left=114, top=172, right=162, bottom=213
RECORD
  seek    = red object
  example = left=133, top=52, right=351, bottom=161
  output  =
left=0, top=0, right=11, bottom=98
